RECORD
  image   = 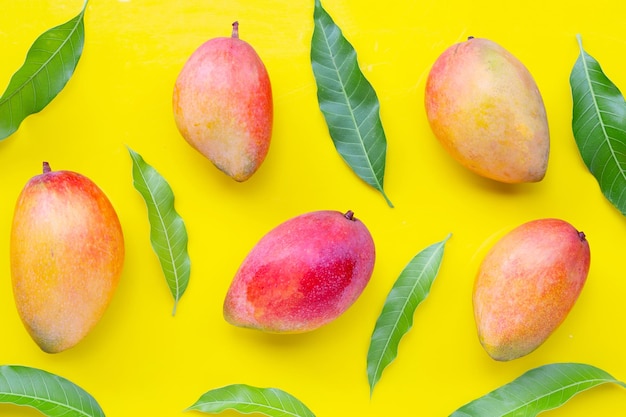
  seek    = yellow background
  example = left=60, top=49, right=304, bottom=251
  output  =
left=1, top=0, right=626, bottom=416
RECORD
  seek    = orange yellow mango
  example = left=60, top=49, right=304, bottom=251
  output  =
left=425, top=37, right=549, bottom=183
left=473, top=218, right=590, bottom=361
left=10, top=163, right=125, bottom=353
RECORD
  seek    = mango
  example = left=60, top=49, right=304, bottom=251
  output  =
left=223, top=210, right=375, bottom=333
left=10, top=162, right=125, bottom=353
left=424, top=37, right=549, bottom=183
left=473, top=218, right=590, bottom=361
left=173, top=21, right=273, bottom=182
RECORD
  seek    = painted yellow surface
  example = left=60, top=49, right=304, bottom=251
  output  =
left=1, top=0, right=626, bottom=416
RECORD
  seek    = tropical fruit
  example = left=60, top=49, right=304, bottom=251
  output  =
left=473, top=218, right=590, bottom=361
left=224, top=210, right=375, bottom=332
left=10, top=162, right=125, bottom=353
left=425, top=37, right=549, bottom=183
left=173, top=21, right=273, bottom=181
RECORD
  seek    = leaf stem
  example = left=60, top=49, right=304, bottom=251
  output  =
left=382, top=191, right=393, bottom=208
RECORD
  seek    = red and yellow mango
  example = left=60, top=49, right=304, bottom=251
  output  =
left=173, top=21, right=273, bottom=182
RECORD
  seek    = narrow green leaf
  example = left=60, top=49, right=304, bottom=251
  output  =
left=0, top=1, right=87, bottom=140
left=0, top=365, right=105, bottom=417
left=450, top=362, right=626, bottom=417
left=128, top=147, right=190, bottom=315
left=186, top=384, right=315, bottom=417
left=367, top=234, right=451, bottom=395
left=570, top=34, right=626, bottom=215
left=311, top=0, right=392, bottom=207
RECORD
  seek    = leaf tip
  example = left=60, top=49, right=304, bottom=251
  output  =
left=126, top=144, right=137, bottom=158
left=368, top=376, right=380, bottom=399
left=576, top=33, right=584, bottom=49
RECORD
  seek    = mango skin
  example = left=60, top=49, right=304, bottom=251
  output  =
left=173, top=22, right=272, bottom=182
left=424, top=37, right=549, bottom=183
left=473, top=218, right=590, bottom=361
left=223, top=210, right=375, bottom=333
left=10, top=163, right=125, bottom=353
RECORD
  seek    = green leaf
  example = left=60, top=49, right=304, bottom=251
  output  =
left=0, top=365, right=105, bottom=417
left=450, top=362, right=626, bottom=417
left=367, top=234, right=451, bottom=395
left=0, top=1, right=87, bottom=140
left=186, top=384, right=315, bottom=417
left=570, top=34, right=626, bottom=215
left=128, top=147, right=191, bottom=315
left=310, top=0, right=392, bottom=207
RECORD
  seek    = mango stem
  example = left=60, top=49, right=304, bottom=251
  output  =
left=232, top=21, right=239, bottom=39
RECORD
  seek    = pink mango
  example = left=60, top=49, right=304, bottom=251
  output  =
left=10, top=163, right=125, bottom=353
left=224, top=210, right=375, bottom=333
left=173, top=21, right=272, bottom=182
left=473, top=218, right=590, bottom=361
